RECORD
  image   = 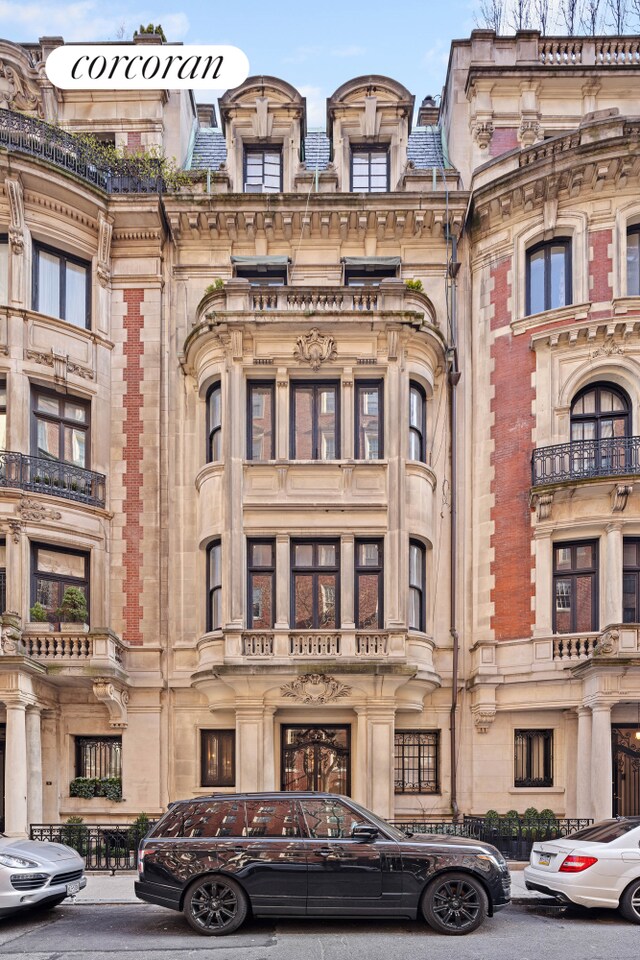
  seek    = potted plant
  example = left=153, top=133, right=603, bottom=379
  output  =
left=56, top=587, right=89, bottom=633
left=25, top=601, right=53, bottom=633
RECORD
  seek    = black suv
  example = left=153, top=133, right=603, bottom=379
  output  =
left=135, top=792, right=510, bottom=936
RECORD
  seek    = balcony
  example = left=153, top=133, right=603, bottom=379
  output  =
left=531, top=436, right=640, bottom=488
left=0, top=451, right=106, bottom=508
left=0, top=616, right=127, bottom=679
left=250, top=287, right=383, bottom=313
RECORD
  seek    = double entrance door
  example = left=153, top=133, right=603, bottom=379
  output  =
left=612, top=725, right=640, bottom=816
left=281, top=725, right=350, bottom=794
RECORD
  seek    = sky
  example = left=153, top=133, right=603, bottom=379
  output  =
left=0, top=0, right=481, bottom=126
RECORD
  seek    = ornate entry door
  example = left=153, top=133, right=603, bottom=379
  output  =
left=612, top=725, right=640, bottom=816
left=281, top=726, right=350, bottom=794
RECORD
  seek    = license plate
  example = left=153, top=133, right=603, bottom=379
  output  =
left=538, top=854, right=552, bottom=866
left=66, top=881, right=81, bottom=896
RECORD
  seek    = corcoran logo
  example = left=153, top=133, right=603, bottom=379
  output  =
left=45, top=44, right=250, bottom=90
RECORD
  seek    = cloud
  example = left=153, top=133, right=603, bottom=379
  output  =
left=298, top=85, right=326, bottom=129
left=0, top=2, right=189, bottom=42
left=330, top=45, right=365, bottom=58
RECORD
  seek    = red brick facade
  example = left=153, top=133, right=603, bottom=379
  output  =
left=589, top=229, right=613, bottom=302
left=490, top=128, right=519, bottom=158
left=122, top=289, right=144, bottom=645
left=489, top=257, right=535, bottom=641
left=126, top=131, right=142, bottom=152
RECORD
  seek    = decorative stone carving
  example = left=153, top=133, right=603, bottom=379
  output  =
left=96, top=212, right=113, bottom=287
left=17, top=498, right=62, bottom=522
left=591, top=338, right=623, bottom=359
left=531, top=492, right=554, bottom=521
left=472, top=707, right=496, bottom=734
left=5, top=177, right=24, bottom=254
left=0, top=58, right=44, bottom=116
left=24, top=349, right=94, bottom=381
left=594, top=628, right=619, bottom=657
left=472, top=121, right=494, bottom=150
left=280, top=673, right=351, bottom=704
left=294, top=328, right=337, bottom=370
left=93, top=678, right=129, bottom=728
left=0, top=614, right=24, bottom=656
left=611, top=484, right=632, bottom=513
left=519, top=119, right=540, bottom=147
left=7, top=519, right=21, bottom=543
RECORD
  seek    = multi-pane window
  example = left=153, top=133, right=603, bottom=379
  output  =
left=0, top=235, right=7, bottom=305
left=553, top=540, right=598, bottom=634
left=32, top=543, right=89, bottom=626
left=247, top=540, right=275, bottom=629
left=355, top=539, right=383, bottom=629
left=33, top=243, right=90, bottom=328
left=291, top=540, right=340, bottom=629
left=409, top=540, right=426, bottom=631
left=201, top=730, right=235, bottom=787
left=291, top=381, right=340, bottom=460
left=244, top=147, right=282, bottom=193
left=344, top=263, right=398, bottom=286
left=623, top=539, right=640, bottom=623
left=0, top=377, right=6, bottom=450
left=570, top=383, right=630, bottom=475
left=627, top=226, right=640, bottom=297
left=0, top=539, right=5, bottom=614
left=409, top=382, right=426, bottom=462
left=32, top=388, right=89, bottom=468
left=514, top=729, right=553, bottom=787
left=206, top=383, right=221, bottom=462
left=75, top=736, right=122, bottom=778
left=351, top=147, right=389, bottom=193
left=526, top=238, right=571, bottom=315
left=355, top=381, right=383, bottom=460
left=394, top=731, right=439, bottom=794
left=247, top=381, right=275, bottom=460
left=207, top=540, right=222, bottom=631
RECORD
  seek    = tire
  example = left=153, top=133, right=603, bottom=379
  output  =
left=619, top=878, right=640, bottom=925
left=183, top=875, right=248, bottom=936
left=421, top=872, right=488, bottom=935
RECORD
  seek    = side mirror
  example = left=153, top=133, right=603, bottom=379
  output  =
left=351, top=823, right=379, bottom=842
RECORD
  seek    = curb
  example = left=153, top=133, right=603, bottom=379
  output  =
left=511, top=896, right=562, bottom=906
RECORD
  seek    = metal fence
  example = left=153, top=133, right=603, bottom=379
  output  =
left=30, top=823, right=152, bottom=872
left=532, top=436, right=640, bottom=486
left=0, top=451, right=106, bottom=508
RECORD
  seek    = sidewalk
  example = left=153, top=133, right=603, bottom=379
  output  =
left=75, top=867, right=556, bottom=906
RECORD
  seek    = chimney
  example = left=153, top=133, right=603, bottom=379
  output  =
left=196, top=103, right=217, bottom=128
left=418, top=95, right=440, bottom=127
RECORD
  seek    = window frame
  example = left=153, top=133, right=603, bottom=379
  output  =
left=0, top=233, right=8, bottom=306
left=409, top=539, right=426, bottom=632
left=206, top=539, right=222, bottom=632
left=32, top=241, right=91, bottom=329
left=409, top=381, right=427, bottom=463
left=75, top=735, right=122, bottom=779
left=290, top=539, right=341, bottom=630
left=514, top=728, right=554, bottom=788
left=0, top=536, right=6, bottom=614
left=31, top=541, right=90, bottom=627
left=247, top=380, right=275, bottom=461
left=570, top=382, right=631, bottom=442
left=243, top=144, right=283, bottom=193
left=627, top=224, right=640, bottom=298
left=350, top=145, right=390, bottom=193
left=354, top=380, right=384, bottom=460
left=525, top=237, right=572, bottom=316
left=200, top=729, right=236, bottom=788
left=354, top=538, right=384, bottom=630
left=0, top=374, right=6, bottom=451
left=552, top=538, right=598, bottom=634
left=290, top=380, right=341, bottom=461
left=623, top=538, right=640, bottom=624
left=30, top=385, right=91, bottom=468
left=394, top=730, right=440, bottom=794
left=246, top=538, right=275, bottom=629
left=206, top=382, right=222, bottom=464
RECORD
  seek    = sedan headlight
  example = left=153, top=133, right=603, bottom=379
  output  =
left=0, top=853, right=40, bottom=869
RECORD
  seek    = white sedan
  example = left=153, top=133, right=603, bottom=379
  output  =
left=524, top=817, right=640, bottom=923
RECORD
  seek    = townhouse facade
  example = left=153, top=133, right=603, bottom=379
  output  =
left=0, top=28, right=638, bottom=835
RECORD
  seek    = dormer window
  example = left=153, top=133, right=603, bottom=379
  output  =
left=232, top=255, right=289, bottom=287
left=244, top=146, right=282, bottom=193
left=351, top=146, right=389, bottom=193
left=343, top=256, right=400, bottom=287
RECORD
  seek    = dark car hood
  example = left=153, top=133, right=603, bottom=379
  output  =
left=400, top=833, right=500, bottom=855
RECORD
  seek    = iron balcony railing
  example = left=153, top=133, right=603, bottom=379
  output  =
left=0, top=450, right=106, bottom=507
left=0, top=111, right=163, bottom=194
left=532, top=436, right=640, bottom=487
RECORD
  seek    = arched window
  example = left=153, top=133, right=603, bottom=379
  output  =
left=206, top=383, right=221, bottom=462
left=526, top=238, right=571, bottom=315
left=570, top=383, right=630, bottom=443
left=628, top=225, right=640, bottom=297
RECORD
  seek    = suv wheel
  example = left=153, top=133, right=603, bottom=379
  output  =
left=183, top=876, right=248, bottom=936
left=421, top=872, right=488, bottom=935
left=619, top=878, right=640, bottom=924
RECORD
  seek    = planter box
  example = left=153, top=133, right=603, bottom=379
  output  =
left=24, top=622, right=54, bottom=633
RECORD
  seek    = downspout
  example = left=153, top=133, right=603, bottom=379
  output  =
left=447, top=232, right=461, bottom=821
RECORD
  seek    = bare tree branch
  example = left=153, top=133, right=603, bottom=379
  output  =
left=604, top=0, right=629, bottom=30
left=476, top=0, right=507, bottom=31
left=531, top=0, right=552, bottom=33
left=508, top=0, right=532, bottom=29
left=581, top=0, right=603, bottom=32
left=559, top=0, right=583, bottom=33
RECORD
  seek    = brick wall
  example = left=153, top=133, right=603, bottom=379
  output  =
left=490, top=128, right=519, bottom=159
left=489, top=257, right=535, bottom=641
left=589, top=228, right=613, bottom=303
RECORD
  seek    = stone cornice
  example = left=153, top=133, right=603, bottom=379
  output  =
left=530, top=314, right=640, bottom=350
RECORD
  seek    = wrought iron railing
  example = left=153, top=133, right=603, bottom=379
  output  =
left=30, top=823, right=153, bottom=872
left=0, top=450, right=106, bottom=507
left=0, top=111, right=163, bottom=194
left=532, top=436, right=640, bottom=486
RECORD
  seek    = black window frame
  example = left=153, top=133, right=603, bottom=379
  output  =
left=247, top=380, right=275, bottom=461
left=290, top=539, right=341, bottom=630
left=355, top=380, right=384, bottom=460
left=235, top=265, right=288, bottom=287
left=394, top=730, right=440, bottom=794
left=344, top=264, right=398, bottom=287
left=206, top=382, right=221, bottom=464
left=0, top=233, right=8, bottom=305
left=409, top=539, right=426, bottom=632
left=623, top=538, right=640, bottom=624
left=354, top=538, right=384, bottom=630
left=247, top=538, right=275, bottom=629
left=570, top=382, right=631, bottom=442
left=31, top=541, right=90, bottom=627
left=627, top=224, right=640, bottom=297
left=290, top=380, right=341, bottom=461
left=525, top=237, right=572, bottom=316
left=514, top=728, right=554, bottom=788
left=552, top=539, right=598, bottom=634
left=0, top=536, right=5, bottom=614
left=75, top=735, right=122, bottom=779
left=32, top=241, right=91, bottom=329
left=31, top=385, right=91, bottom=468
left=409, top=381, right=427, bottom=463
left=0, top=374, right=6, bottom=450
left=206, top=539, right=222, bottom=632
left=350, top=145, right=390, bottom=193
left=200, top=729, right=235, bottom=788
left=243, top=145, right=283, bottom=193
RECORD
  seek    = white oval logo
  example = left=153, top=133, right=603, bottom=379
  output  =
left=45, top=44, right=250, bottom=90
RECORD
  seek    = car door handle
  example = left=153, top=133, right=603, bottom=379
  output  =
left=232, top=845, right=245, bottom=853
left=316, top=847, right=339, bottom=859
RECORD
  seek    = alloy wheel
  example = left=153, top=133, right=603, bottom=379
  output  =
left=429, top=877, right=483, bottom=932
left=189, top=880, right=239, bottom=931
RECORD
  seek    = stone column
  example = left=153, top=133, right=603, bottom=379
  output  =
left=235, top=704, right=265, bottom=792
left=227, top=357, right=244, bottom=627
left=576, top=706, right=592, bottom=819
left=564, top=710, right=578, bottom=818
left=26, top=707, right=43, bottom=828
left=604, top=522, right=623, bottom=627
left=5, top=700, right=28, bottom=836
left=353, top=706, right=369, bottom=808
left=367, top=705, right=396, bottom=819
left=342, top=370, right=354, bottom=460
left=590, top=703, right=613, bottom=821
left=274, top=535, right=290, bottom=629
left=262, top=707, right=277, bottom=791
left=533, top=532, right=553, bottom=636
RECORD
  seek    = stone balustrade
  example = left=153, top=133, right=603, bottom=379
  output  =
left=0, top=617, right=127, bottom=674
